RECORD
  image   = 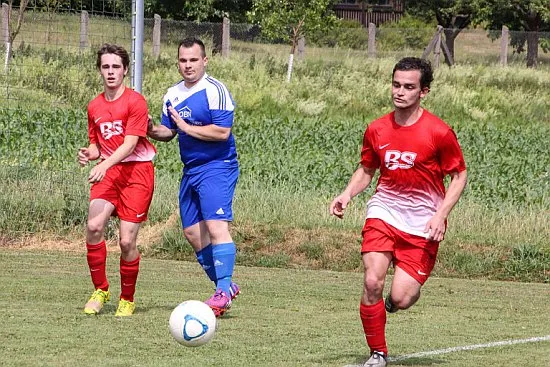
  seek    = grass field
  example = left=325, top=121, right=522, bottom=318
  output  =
left=1, top=249, right=549, bottom=367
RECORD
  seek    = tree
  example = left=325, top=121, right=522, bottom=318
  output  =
left=478, top=0, right=549, bottom=68
left=4, top=0, right=30, bottom=71
left=143, top=0, right=252, bottom=22
left=144, top=0, right=216, bottom=21
left=406, top=0, right=481, bottom=65
left=247, top=0, right=337, bottom=81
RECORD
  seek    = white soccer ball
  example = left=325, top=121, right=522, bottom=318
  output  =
left=169, top=300, right=216, bottom=347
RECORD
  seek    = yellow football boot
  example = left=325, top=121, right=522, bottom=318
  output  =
left=83, top=289, right=111, bottom=315
left=115, top=299, right=135, bottom=317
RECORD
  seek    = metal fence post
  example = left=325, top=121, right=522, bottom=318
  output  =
left=131, top=0, right=144, bottom=92
left=79, top=10, right=88, bottom=50
left=153, top=14, right=161, bottom=59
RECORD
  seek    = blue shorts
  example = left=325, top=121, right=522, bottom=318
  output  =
left=179, top=166, right=239, bottom=228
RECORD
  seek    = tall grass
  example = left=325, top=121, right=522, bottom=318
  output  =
left=0, top=41, right=549, bottom=281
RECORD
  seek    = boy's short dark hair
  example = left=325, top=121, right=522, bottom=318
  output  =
left=96, top=43, right=130, bottom=70
left=393, top=57, right=434, bottom=89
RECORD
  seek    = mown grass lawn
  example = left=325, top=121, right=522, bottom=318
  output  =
left=1, top=250, right=548, bottom=367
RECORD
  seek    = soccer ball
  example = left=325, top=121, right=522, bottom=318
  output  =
left=169, top=300, right=216, bottom=347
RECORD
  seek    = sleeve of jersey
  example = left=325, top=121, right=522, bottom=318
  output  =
left=207, top=84, right=235, bottom=128
left=438, top=129, right=467, bottom=175
left=125, top=94, right=149, bottom=137
left=87, top=108, right=97, bottom=144
left=160, top=95, right=177, bottom=130
left=360, top=126, right=380, bottom=169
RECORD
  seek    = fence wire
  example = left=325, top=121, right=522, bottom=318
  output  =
left=0, top=6, right=549, bottom=238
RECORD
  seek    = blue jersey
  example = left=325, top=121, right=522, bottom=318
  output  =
left=161, top=74, right=238, bottom=174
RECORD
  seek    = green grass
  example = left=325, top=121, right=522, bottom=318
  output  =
left=1, top=250, right=549, bottom=367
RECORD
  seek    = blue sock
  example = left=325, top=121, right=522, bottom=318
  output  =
left=196, top=244, right=216, bottom=284
left=212, top=242, right=236, bottom=296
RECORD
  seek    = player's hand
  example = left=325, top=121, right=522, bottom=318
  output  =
left=329, top=193, right=351, bottom=219
left=168, top=106, right=188, bottom=132
left=88, top=163, right=107, bottom=183
left=147, top=114, right=154, bottom=133
left=78, top=148, right=90, bottom=166
left=424, top=215, right=446, bottom=242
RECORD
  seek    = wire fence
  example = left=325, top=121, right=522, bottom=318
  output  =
left=0, top=5, right=549, bottom=238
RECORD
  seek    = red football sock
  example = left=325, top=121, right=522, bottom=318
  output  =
left=360, top=300, right=388, bottom=355
left=86, top=241, right=109, bottom=291
left=120, top=256, right=140, bottom=302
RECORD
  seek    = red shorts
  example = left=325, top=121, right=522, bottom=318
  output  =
left=361, top=218, right=439, bottom=285
left=90, top=161, right=154, bottom=223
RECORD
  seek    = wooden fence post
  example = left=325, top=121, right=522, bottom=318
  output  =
left=1, top=3, right=9, bottom=45
left=500, top=25, right=509, bottom=67
left=433, top=27, right=442, bottom=68
left=297, top=35, right=305, bottom=60
left=221, top=16, right=230, bottom=58
left=367, top=23, right=376, bottom=58
left=153, top=14, right=161, bottom=59
left=421, top=25, right=443, bottom=60
left=79, top=10, right=88, bottom=50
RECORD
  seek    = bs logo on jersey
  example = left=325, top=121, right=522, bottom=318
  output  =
left=385, top=150, right=417, bottom=170
left=100, top=120, right=123, bottom=140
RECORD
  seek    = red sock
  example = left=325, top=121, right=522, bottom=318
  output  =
left=86, top=241, right=109, bottom=291
left=360, top=300, right=388, bottom=355
left=120, top=256, right=140, bottom=302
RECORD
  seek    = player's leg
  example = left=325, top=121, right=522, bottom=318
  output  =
left=84, top=198, right=115, bottom=314
left=115, top=220, right=141, bottom=316
left=180, top=174, right=217, bottom=284
left=360, top=218, right=395, bottom=366
left=385, top=232, right=439, bottom=313
left=199, top=167, right=239, bottom=316
left=386, top=266, right=422, bottom=311
left=114, top=161, right=154, bottom=317
left=361, top=251, right=392, bottom=362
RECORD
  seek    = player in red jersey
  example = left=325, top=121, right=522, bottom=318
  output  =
left=77, top=44, right=156, bottom=317
left=329, top=57, right=467, bottom=366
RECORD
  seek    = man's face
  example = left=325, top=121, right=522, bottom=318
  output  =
left=391, top=70, right=428, bottom=110
left=178, top=44, right=208, bottom=86
left=99, top=54, right=126, bottom=90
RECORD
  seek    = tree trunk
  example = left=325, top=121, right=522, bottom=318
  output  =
left=443, top=29, right=456, bottom=66
left=525, top=10, right=540, bottom=68
left=526, top=32, right=538, bottom=68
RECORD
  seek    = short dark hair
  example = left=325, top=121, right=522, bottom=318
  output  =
left=96, top=43, right=130, bottom=70
left=178, top=37, right=206, bottom=58
left=392, top=57, right=433, bottom=89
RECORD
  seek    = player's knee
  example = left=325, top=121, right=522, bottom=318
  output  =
left=391, top=291, right=420, bottom=310
left=119, top=237, right=136, bottom=254
left=364, top=276, right=384, bottom=298
left=86, top=221, right=104, bottom=236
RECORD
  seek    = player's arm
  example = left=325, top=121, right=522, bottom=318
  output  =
left=424, top=169, right=468, bottom=241
left=147, top=114, right=177, bottom=142
left=167, top=106, right=230, bottom=141
left=329, top=165, right=376, bottom=219
left=87, top=135, right=139, bottom=183
left=78, top=144, right=100, bottom=166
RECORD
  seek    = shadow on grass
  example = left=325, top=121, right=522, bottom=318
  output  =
left=390, top=356, right=447, bottom=366
left=312, top=354, right=447, bottom=366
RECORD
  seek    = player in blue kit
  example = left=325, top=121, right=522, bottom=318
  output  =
left=147, top=37, right=239, bottom=317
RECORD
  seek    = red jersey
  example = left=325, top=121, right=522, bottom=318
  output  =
left=360, top=109, right=466, bottom=238
left=87, top=88, right=156, bottom=162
